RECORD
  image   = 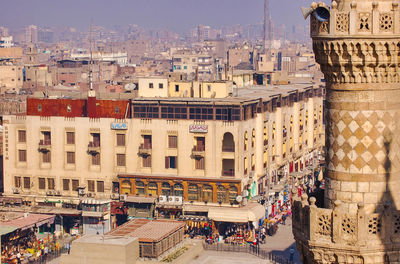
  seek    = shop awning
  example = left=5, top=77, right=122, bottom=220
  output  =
left=125, top=196, right=156, bottom=204
left=0, top=226, right=17, bottom=236
left=208, top=202, right=265, bottom=223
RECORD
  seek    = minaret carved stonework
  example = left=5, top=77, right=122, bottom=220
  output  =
left=293, top=0, right=400, bottom=263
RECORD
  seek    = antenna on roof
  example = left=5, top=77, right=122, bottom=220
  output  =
left=89, top=19, right=94, bottom=91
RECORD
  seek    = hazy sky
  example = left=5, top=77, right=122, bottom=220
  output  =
left=0, top=0, right=319, bottom=32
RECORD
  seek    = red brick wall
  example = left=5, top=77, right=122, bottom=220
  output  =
left=27, top=98, right=130, bottom=118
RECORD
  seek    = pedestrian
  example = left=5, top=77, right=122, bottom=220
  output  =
left=289, top=246, right=295, bottom=262
left=44, top=245, right=48, bottom=261
left=66, top=243, right=70, bottom=254
left=282, top=214, right=287, bottom=225
left=16, top=251, right=21, bottom=264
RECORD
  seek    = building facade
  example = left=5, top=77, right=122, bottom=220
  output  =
left=2, top=84, right=323, bottom=221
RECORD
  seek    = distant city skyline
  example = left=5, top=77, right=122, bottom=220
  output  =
left=0, top=0, right=326, bottom=33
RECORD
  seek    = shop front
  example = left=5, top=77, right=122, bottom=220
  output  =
left=0, top=212, right=55, bottom=263
left=81, top=199, right=111, bottom=235
left=207, top=202, right=265, bottom=244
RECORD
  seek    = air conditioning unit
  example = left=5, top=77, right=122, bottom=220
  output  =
left=168, top=196, right=175, bottom=203
left=175, top=196, right=183, bottom=204
left=13, top=188, right=20, bottom=194
left=159, top=195, right=167, bottom=203
left=55, top=190, right=61, bottom=196
left=120, top=194, right=127, bottom=202
left=46, top=190, right=53, bottom=196
left=88, top=192, right=96, bottom=198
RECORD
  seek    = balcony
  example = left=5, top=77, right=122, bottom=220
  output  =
left=263, top=139, right=268, bottom=146
left=222, top=170, right=235, bottom=177
left=191, top=145, right=205, bottom=157
left=138, top=143, right=152, bottom=156
left=38, top=140, right=51, bottom=151
left=88, top=141, right=100, bottom=154
left=300, top=125, right=304, bottom=131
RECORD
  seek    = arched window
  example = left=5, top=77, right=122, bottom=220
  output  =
left=162, top=182, right=171, bottom=196
left=188, top=184, right=199, bottom=201
left=174, top=183, right=183, bottom=197
left=272, top=122, right=276, bottom=139
left=148, top=182, right=158, bottom=196
left=244, top=131, right=248, bottom=151
left=202, top=185, right=213, bottom=202
left=136, top=181, right=145, bottom=195
left=290, top=116, right=293, bottom=133
left=217, top=185, right=227, bottom=203
left=222, top=132, right=235, bottom=152
left=251, top=129, right=255, bottom=147
left=120, top=180, right=131, bottom=195
left=229, top=186, right=238, bottom=202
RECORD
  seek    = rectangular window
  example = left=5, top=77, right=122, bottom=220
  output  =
left=63, top=179, right=70, bottom=191
left=149, top=82, right=154, bottom=88
left=67, top=152, right=75, bottom=164
left=117, top=154, right=126, bottom=166
left=175, top=85, right=179, bottom=92
left=14, top=176, right=21, bottom=188
left=88, top=180, right=95, bottom=192
left=97, top=181, right=104, bottom=193
left=165, top=156, right=177, bottom=169
left=18, top=150, right=27, bottom=162
left=42, top=131, right=51, bottom=144
left=133, top=106, right=159, bottom=119
left=92, top=153, right=100, bottom=165
left=23, top=177, right=30, bottom=189
left=161, top=106, right=187, bottom=119
left=42, top=151, right=51, bottom=163
left=18, top=130, right=26, bottom=142
left=91, top=133, right=100, bottom=147
left=142, top=155, right=151, bottom=167
left=72, top=180, right=79, bottom=191
left=195, top=157, right=205, bottom=170
left=168, top=135, right=177, bottom=148
left=39, top=178, right=45, bottom=190
left=66, top=132, right=75, bottom=144
left=159, top=83, right=163, bottom=89
left=47, top=178, right=55, bottom=190
left=189, top=107, right=213, bottom=120
left=116, top=134, right=125, bottom=146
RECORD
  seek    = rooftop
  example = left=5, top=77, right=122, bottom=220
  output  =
left=107, top=219, right=184, bottom=243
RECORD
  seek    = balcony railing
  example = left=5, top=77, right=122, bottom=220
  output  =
left=222, top=170, right=235, bottom=177
left=192, top=145, right=205, bottom=158
left=138, top=143, right=152, bottom=156
left=222, top=146, right=235, bottom=152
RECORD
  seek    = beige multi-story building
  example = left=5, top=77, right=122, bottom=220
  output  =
left=0, top=64, right=23, bottom=94
left=2, top=84, right=324, bottom=220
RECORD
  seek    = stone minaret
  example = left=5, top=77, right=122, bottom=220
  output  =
left=293, top=0, right=400, bottom=263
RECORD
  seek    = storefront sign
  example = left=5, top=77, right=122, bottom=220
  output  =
left=111, top=122, right=127, bottom=130
left=189, top=124, right=208, bottom=133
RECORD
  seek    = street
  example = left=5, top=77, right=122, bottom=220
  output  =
left=191, top=217, right=302, bottom=264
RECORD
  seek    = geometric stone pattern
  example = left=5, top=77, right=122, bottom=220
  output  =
left=327, top=109, right=400, bottom=174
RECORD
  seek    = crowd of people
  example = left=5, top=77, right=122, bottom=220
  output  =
left=1, top=232, right=73, bottom=264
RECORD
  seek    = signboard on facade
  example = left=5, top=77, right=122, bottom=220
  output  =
left=189, top=124, right=208, bottom=133
left=111, top=122, right=128, bottom=130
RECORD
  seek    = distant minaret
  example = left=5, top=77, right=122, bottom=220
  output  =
left=263, top=0, right=272, bottom=55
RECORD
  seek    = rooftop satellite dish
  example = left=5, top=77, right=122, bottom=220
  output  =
left=236, top=196, right=243, bottom=203
left=125, top=83, right=136, bottom=91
